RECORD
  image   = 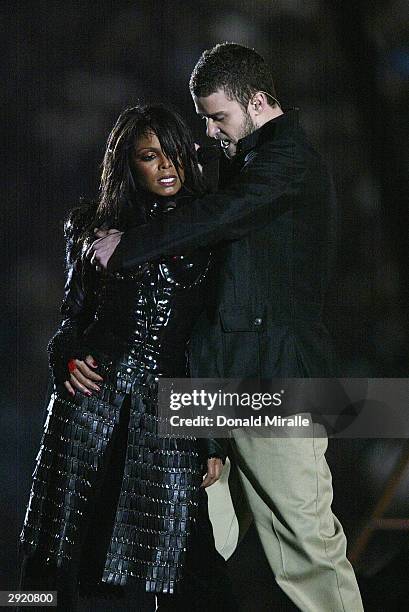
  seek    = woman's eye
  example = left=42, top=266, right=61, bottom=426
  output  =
left=141, top=154, right=156, bottom=161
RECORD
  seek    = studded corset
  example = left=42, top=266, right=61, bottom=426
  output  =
left=82, top=196, right=211, bottom=384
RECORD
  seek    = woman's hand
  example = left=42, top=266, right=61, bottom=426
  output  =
left=87, top=228, right=123, bottom=270
left=64, top=354, right=103, bottom=396
left=201, top=457, right=224, bottom=488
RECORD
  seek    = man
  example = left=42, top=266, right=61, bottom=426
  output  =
left=90, top=43, right=363, bottom=611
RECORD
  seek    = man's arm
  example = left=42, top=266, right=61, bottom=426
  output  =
left=100, top=137, right=306, bottom=269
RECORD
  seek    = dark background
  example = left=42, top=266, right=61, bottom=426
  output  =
left=2, top=1, right=408, bottom=610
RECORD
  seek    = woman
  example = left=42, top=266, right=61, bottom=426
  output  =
left=19, top=105, right=232, bottom=611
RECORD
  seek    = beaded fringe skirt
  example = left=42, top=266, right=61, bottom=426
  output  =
left=20, top=374, right=203, bottom=594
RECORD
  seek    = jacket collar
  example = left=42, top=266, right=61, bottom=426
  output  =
left=235, top=107, right=300, bottom=157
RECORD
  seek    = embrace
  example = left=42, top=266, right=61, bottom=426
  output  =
left=20, top=43, right=363, bottom=612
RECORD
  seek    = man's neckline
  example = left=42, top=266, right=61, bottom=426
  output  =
left=235, top=107, right=300, bottom=156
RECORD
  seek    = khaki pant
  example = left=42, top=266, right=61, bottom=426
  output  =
left=207, top=417, right=364, bottom=612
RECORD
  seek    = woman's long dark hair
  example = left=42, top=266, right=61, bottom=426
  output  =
left=67, top=104, right=206, bottom=257
left=94, top=103, right=206, bottom=229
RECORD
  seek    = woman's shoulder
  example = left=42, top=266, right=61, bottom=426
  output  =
left=64, top=199, right=98, bottom=263
left=64, top=199, right=98, bottom=240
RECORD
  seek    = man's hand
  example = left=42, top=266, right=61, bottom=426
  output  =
left=201, top=457, right=224, bottom=488
left=64, top=354, right=103, bottom=396
left=87, top=228, right=123, bottom=270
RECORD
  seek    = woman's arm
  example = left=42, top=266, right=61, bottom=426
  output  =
left=48, top=212, right=102, bottom=395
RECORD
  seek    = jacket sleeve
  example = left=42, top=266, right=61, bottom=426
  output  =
left=110, top=137, right=306, bottom=270
left=47, top=215, right=97, bottom=387
left=202, top=438, right=229, bottom=464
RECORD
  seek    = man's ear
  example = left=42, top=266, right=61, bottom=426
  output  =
left=247, top=92, right=266, bottom=125
left=251, top=91, right=268, bottom=113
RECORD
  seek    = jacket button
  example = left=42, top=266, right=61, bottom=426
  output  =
left=254, top=318, right=262, bottom=326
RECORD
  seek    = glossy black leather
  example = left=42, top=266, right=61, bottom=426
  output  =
left=21, top=195, right=225, bottom=594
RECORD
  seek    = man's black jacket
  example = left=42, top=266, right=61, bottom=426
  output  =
left=113, top=110, right=338, bottom=381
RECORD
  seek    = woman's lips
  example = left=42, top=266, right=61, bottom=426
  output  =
left=158, top=176, right=177, bottom=186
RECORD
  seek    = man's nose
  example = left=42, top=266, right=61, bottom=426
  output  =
left=206, top=119, right=220, bottom=139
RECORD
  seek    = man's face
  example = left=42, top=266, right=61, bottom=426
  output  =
left=193, top=89, right=256, bottom=158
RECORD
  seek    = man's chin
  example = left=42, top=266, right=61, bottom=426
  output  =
left=220, top=141, right=237, bottom=159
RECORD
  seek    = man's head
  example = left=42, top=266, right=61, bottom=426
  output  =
left=190, top=43, right=283, bottom=157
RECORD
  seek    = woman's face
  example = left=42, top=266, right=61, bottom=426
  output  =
left=133, top=131, right=184, bottom=197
